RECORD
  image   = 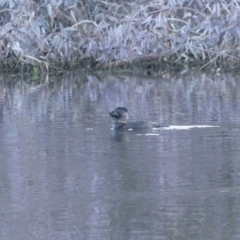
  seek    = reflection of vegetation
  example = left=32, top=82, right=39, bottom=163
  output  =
left=1, top=1, right=240, bottom=71
left=1, top=71, right=240, bottom=125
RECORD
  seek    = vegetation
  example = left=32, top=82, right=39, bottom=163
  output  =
left=1, top=0, right=240, bottom=72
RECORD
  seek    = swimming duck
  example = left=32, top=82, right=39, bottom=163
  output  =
left=109, top=107, right=160, bottom=129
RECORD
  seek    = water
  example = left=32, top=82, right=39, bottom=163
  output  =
left=1, top=72, right=240, bottom=240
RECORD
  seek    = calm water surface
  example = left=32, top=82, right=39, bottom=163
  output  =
left=1, top=72, right=240, bottom=240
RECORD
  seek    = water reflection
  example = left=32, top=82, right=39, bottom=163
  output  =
left=0, top=72, right=240, bottom=239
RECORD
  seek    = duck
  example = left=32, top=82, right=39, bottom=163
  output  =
left=109, top=107, right=160, bottom=130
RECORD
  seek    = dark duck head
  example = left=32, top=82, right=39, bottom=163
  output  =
left=109, top=107, right=160, bottom=130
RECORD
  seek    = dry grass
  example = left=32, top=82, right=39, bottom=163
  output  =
left=0, top=0, right=240, bottom=71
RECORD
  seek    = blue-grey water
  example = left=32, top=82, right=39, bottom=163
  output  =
left=1, top=72, right=240, bottom=240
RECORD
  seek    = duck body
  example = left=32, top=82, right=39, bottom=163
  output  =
left=109, top=107, right=160, bottom=130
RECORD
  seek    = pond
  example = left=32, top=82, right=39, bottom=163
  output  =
left=1, top=71, right=240, bottom=240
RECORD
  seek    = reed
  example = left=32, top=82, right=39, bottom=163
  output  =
left=0, top=0, right=240, bottom=71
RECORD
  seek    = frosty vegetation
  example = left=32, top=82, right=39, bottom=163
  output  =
left=0, top=0, right=240, bottom=72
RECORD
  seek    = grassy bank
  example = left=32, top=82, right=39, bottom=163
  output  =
left=0, top=0, right=240, bottom=72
